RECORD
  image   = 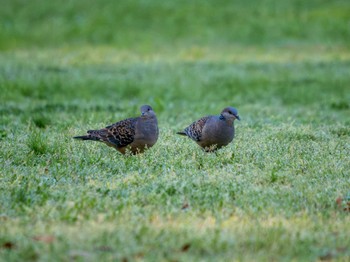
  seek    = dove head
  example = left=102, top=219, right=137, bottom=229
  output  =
left=221, top=107, right=240, bottom=122
left=140, top=105, right=156, bottom=118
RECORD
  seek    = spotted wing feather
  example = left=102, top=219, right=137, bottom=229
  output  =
left=88, top=118, right=137, bottom=147
left=184, top=116, right=210, bottom=141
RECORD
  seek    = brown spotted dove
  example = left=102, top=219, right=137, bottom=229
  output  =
left=177, top=107, right=240, bottom=152
left=74, top=105, right=158, bottom=154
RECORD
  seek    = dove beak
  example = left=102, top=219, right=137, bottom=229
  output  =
left=235, top=115, right=240, bottom=121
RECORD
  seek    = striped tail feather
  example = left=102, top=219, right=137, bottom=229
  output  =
left=176, top=131, right=187, bottom=136
left=73, top=135, right=99, bottom=141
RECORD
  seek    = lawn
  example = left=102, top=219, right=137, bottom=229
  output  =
left=1, top=0, right=350, bottom=261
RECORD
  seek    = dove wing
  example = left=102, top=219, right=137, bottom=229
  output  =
left=184, top=116, right=210, bottom=142
left=88, top=118, right=137, bottom=148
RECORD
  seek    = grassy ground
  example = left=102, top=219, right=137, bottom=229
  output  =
left=1, top=0, right=350, bottom=261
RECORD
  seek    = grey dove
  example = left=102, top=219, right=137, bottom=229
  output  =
left=74, top=105, right=158, bottom=154
left=177, top=107, right=240, bottom=152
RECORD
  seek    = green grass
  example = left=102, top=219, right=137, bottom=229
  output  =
left=1, top=0, right=350, bottom=261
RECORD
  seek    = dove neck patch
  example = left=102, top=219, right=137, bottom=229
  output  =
left=219, top=114, right=225, bottom=120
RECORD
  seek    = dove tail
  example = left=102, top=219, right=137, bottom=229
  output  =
left=73, top=135, right=99, bottom=141
left=176, top=131, right=187, bottom=136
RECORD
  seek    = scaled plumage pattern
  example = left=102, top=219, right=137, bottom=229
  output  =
left=177, top=107, right=240, bottom=152
left=74, top=105, right=159, bottom=154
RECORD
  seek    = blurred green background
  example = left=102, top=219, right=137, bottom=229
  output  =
left=1, top=0, right=349, bottom=119
left=1, top=0, right=350, bottom=49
